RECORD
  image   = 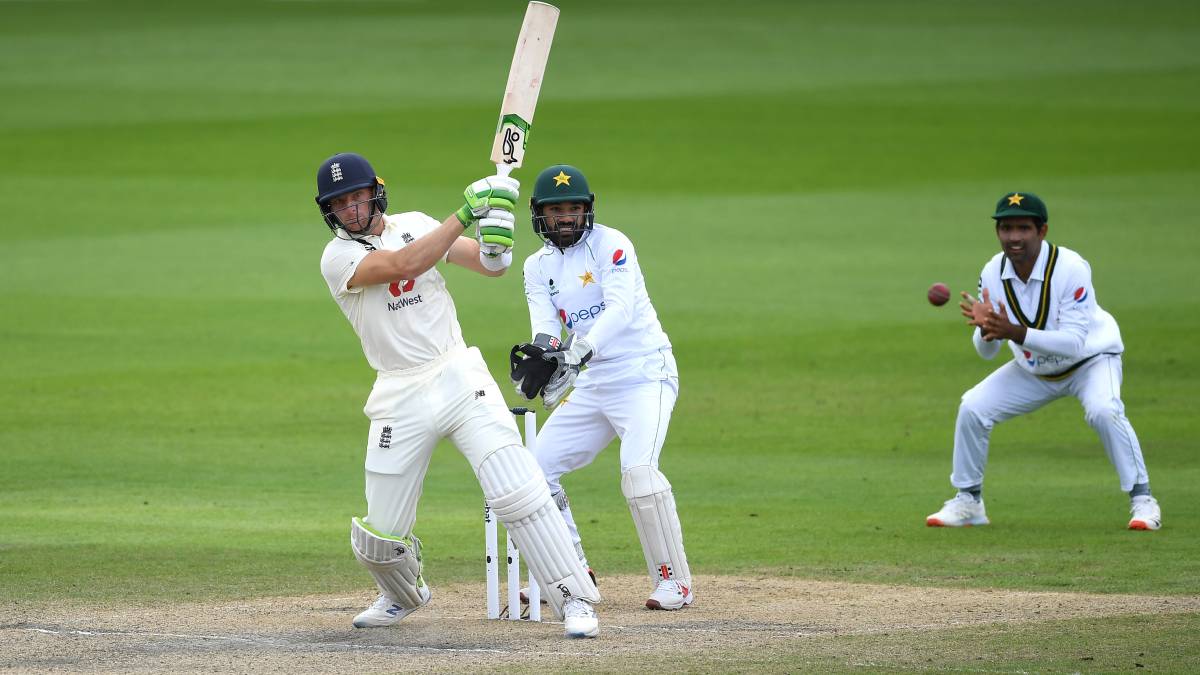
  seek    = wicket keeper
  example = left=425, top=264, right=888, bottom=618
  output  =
left=511, top=164, right=695, bottom=610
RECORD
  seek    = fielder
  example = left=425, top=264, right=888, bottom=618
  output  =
left=315, top=153, right=601, bottom=638
left=926, top=192, right=1161, bottom=531
left=510, top=164, right=694, bottom=610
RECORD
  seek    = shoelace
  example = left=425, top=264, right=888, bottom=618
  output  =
left=370, top=595, right=397, bottom=610
left=655, top=580, right=679, bottom=594
left=949, top=494, right=977, bottom=507
left=563, top=599, right=594, bottom=618
left=1131, top=500, right=1157, bottom=516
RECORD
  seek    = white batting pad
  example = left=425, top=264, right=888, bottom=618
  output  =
left=478, top=444, right=600, bottom=619
left=350, top=517, right=427, bottom=610
left=621, top=465, right=691, bottom=586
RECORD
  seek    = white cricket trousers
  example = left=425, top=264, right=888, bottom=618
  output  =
left=533, top=371, right=679, bottom=554
left=360, top=346, right=522, bottom=537
left=951, top=354, right=1149, bottom=492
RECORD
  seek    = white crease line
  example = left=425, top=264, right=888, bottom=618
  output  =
left=13, top=626, right=556, bottom=655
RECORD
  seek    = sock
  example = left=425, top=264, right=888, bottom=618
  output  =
left=958, top=486, right=982, bottom=503
left=1129, top=483, right=1151, bottom=499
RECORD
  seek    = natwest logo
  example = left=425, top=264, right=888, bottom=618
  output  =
left=387, top=279, right=423, bottom=311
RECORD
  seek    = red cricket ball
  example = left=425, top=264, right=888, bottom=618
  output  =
left=928, top=282, right=950, bottom=306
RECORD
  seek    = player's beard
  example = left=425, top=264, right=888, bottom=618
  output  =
left=549, top=216, right=582, bottom=247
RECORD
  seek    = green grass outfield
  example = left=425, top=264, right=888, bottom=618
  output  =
left=2, top=0, right=1199, bottom=667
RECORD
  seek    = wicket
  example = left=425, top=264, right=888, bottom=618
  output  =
left=484, top=407, right=541, bottom=621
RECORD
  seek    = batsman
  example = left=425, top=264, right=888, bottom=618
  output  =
left=510, top=164, right=695, bottom=610
left=314, top=153, right=600, bottom=638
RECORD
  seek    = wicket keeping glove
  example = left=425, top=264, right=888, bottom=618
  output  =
left=541, top=334, right=594, bottom=408
left=455, top=176, right=519, bottom=226
left=477, top=208, right=515, bottom=257
left=510, top=333, right=563, bottom=400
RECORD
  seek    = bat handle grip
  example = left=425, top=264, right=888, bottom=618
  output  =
left=494, top=163, right=515, bottom=178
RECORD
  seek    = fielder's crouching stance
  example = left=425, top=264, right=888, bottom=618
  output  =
left=927, top=192, right=1160, bottom=531
left=510, top=165, right=694, bottom=611
left=315, top=153, right=600, bottom=639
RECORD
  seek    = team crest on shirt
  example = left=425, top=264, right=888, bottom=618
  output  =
left=579, top=271, right=595, bottom=287
left=1073, top=286, right=1088, bottom=303
left=612, top=249, right=627, bottom=266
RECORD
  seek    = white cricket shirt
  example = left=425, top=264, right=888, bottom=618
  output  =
left=974, top=243, right=1123, bottom=376
left=320, top=212, right=465, bottom=372
left=522, top=224, right=672, bottom=384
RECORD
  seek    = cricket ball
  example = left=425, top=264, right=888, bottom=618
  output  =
left=928, top=282, right=950, bottom=306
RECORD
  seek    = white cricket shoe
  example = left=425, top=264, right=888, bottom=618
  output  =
left=646, top=579, right=694, bottom=610
left=926, top=493, right=989, bottom=527
left=352, top=585, right=431, bottom=628
left=562, top=597, right=599, bottom=639
left=1128, top=496, right=1161, bottom=531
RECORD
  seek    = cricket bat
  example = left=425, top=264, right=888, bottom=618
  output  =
left=489, top=2, right=559, bottom=176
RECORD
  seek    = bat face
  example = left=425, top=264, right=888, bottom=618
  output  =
left=490, top=2, right=559, bottom=172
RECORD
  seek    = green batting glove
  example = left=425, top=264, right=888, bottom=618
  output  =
left=477, top=209, right=515, bottom=257
left=454, top=175, right=520, bottom=227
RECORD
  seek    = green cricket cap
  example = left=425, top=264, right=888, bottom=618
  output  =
left=993, top=191, right=1048, bottom=222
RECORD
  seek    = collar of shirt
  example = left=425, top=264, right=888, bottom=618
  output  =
left=1000, top=241, right=1050, bottom=283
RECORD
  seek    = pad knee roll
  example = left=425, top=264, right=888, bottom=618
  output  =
left=479, top=445, right=601, bottom=618
left=622, top=465, right=692, bottom=586
left=350, top=517, right=427, bottom=609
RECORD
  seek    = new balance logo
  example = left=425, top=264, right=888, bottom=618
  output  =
left=474, top=390, right=486, bottom=399
left=385, top=603, right=401, bottom=616
left=331, top=163, right=343, bottom=182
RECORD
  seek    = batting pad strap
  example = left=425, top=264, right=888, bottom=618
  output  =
left=478, top=445, right=601, bottom=619
left=621, top=465, right=692, bottom=586
left=350, top=517, right=426, bottom=609
left=552, top=488, right=570, bottom=512
left=478, top=444, right=551, bottom=522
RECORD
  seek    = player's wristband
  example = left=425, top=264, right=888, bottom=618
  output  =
left=479, top=249, right=512, bottom=271
left=454, top=205, right=474, bottom=227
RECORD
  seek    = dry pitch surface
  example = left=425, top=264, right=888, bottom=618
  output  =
left=4, top=575, right=1199, bottom=673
